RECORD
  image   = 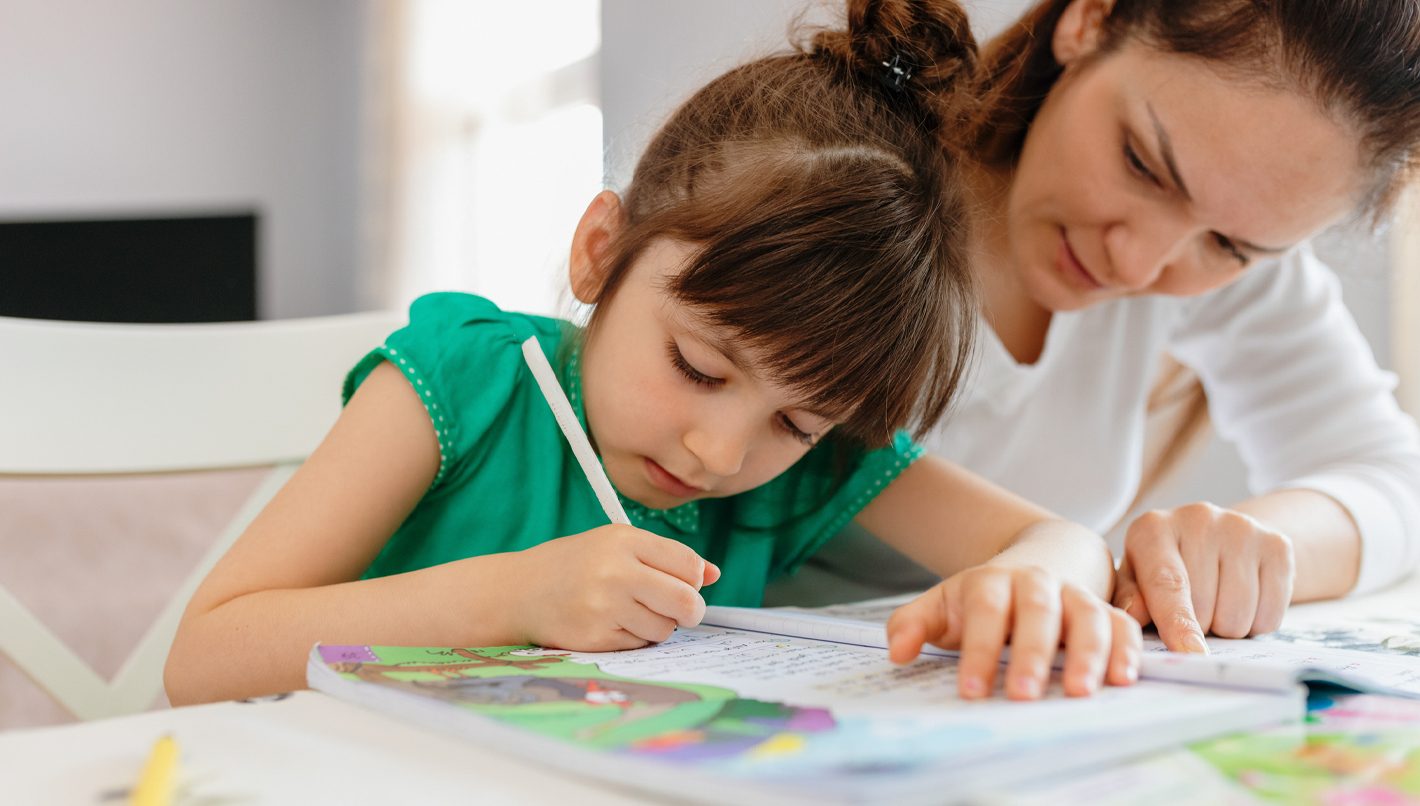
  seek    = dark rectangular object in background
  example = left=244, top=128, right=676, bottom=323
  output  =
left=0, top=213, right=258, bottom=323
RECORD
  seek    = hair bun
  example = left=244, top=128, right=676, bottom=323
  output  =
left=810, top=0, right=979, bottom=114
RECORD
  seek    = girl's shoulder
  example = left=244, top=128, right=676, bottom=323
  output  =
left=401, top=291, right=570, bottom=351
left=343, top=293, right=577, bottom=488
left=372, top=292, right=576, bottom=386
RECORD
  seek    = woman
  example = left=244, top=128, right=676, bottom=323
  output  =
left=773, top=0, right=1420, bottom=651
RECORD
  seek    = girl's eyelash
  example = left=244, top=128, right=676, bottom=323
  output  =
left=666, top=338, right=816, bottom=446
left=1213, top=233, right=1250, bottom=267
left=670, top=334, right=817, bottom=442
left=667, top=341, right=723, bottom=388
left=776, top=413, right=817, bottom=446
left=1123, top=140, right=1160, bottom=186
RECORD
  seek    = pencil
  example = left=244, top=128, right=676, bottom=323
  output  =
left=130, top=734, right=179, bottom=806
left=521, top=337, right=631, bottom=525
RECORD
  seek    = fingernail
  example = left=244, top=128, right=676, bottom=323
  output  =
left=1118, top=595, right=1134, bottom=612
left=1010, top=675, right=1041, bottom=699
left=1185, top=634, right=1210, bottom=655
left=961, top=676, right=985, bottom=699
left=1126, top=662, right=1139, bottom=683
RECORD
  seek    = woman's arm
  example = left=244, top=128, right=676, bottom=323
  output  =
left=854, top=457, right=1138, bottom=700
left=1121, top=245, right=1420, bottom=648
left=166, top=362, right=714, bottom=704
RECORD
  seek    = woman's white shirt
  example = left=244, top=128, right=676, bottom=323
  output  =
left=786, top=242, right=1420, bottom=599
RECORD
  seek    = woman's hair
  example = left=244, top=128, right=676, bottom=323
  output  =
left=976, top=0, right=1420, bottom=216
left=582, top=0, right=980, bottom=448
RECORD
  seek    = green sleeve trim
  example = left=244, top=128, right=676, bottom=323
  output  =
left=374, top=343, right=456, bottom=489
left=776, top=436, right=926, bottom=579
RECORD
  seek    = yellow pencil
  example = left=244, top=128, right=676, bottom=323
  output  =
left=130, top=734, right=179, bottom=806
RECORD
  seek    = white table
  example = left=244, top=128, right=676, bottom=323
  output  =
left=0, top=690, right=654, bottom=805
left=4, top=575, right=1416, bottom=806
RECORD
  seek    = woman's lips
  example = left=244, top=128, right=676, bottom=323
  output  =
left=644, top=457, right=702, bottom=498
left=1056, top=230, right=1104, bottom=291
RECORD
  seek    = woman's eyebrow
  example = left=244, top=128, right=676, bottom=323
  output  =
left=1146, top=102, right=1192, bottom=201
left=1146, top=102, right=1290, bottom=256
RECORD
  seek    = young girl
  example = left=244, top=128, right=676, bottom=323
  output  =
left=166, top=0, right=1140, bottom=707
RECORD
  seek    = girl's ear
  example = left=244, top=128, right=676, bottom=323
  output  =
left=569, top=190, right=625, bottom=305
left=1053, top=0, right=1113, bottom=67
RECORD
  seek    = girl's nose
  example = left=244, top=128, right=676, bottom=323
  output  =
left=683, top=425, right=748, bottom=480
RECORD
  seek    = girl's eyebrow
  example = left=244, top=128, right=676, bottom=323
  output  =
left=1145, top=102, right=1290, bottom=256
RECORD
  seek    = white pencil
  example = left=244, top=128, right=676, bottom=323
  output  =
left=521, top=336, right=631, bottom=525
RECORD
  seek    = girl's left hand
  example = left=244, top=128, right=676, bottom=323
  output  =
left=886, top=565, right=1142, bottom=700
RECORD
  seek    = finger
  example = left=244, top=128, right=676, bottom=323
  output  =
left=1104, top=608, right=1143, bottom=687
left=618, top=602, right=680, bottom=644
left=1177, top=522, right=1219, bottom=634
left=886, top=617, right=929, bottom=666
left=885, top=586, right=956, bottom=665
left=555, top=628, right=647, bottom=652
left=1113, top=557, right=1151, bottom=626
left=701, top=561, right=722, bottom=587
left=1003, top=570, right=1062, bottom=701
left=632, top=533, right=711, bottom=590
left=632, top=567, right=707, bottom=628
left=1210, top=549, right=1259, bottom=639
left=1059, top=587, right=1109, bottom=697
left=1134, top=550, right=1209, bottom=654
left=956, top=573, right=1012, bottom=700
left=606, top=627, right=653, bottom=651
left=1251, top=536, right=1294, bottom=635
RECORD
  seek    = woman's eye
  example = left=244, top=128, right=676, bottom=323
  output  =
left=667, top=341, right=723, bottom=388
left=1123, top=142, right=1159, bottom=186
left=1212, top=233, right=1250, bottom=267
left=776, top=413, right=816, bottom=446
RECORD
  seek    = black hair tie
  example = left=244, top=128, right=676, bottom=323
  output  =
left=878, top=53, right=914, bottom=93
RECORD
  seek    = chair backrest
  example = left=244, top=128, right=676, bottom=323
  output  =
left=0, top=310, right=403, bottom=720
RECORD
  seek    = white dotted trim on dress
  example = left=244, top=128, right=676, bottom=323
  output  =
left=822, top=444, right=925, bottom=544
left=383, top=344, right=451, bottom=485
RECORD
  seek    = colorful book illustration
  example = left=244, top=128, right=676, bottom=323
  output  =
left=769, top=598, right=1420, bottom=699
left=307, top=607, right=1307, bottom=805
left=1006, top=690, right=1420, bottom=804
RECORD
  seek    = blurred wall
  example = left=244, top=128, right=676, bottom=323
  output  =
left=600, top=0, right=1399, bottom=519
left=0, top=0, right=369, bottom=319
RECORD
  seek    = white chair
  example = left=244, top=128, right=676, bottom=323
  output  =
left=0, top=310, right=403, bottom=720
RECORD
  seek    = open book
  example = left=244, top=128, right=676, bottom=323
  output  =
left=307, top=606, right=1310, bottom=805
left=774, top=597, right=1420, bottom=699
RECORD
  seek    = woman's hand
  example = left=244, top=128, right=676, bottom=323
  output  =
left=1112, top=502, right=1295, bottom=651
left=886, top=565, right=1141, bottom=700
left=508, top=524, right=721, bottom=652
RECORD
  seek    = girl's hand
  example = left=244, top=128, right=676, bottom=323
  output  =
left=1112, top=502, right=1295, bottom=651
left=509, top=524, right=721, bottom=652
left=886, top=565, right=1142, bottom=700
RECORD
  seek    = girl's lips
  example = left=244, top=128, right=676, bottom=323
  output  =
left=1056, top=230, right=1104, bottom=291
left=644, top=458, right=702, bottom=498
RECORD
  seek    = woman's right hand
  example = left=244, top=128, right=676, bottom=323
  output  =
left=509, top=524, right=721, bottom=652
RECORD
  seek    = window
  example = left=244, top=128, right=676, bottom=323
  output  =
left=372, top=1, right=602, bottom=317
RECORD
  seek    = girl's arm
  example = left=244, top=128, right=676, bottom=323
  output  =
left=854, top=457, right=1140, bottom=700
left=165, top=362, right=713, bottom=705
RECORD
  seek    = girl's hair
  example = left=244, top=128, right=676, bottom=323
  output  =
left=975, top=0, right=1420, bottom=216
left=583, top=0, right=980, bottom=447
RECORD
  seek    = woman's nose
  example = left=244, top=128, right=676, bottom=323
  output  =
left=1105, top=214, right=1193, bottom=291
